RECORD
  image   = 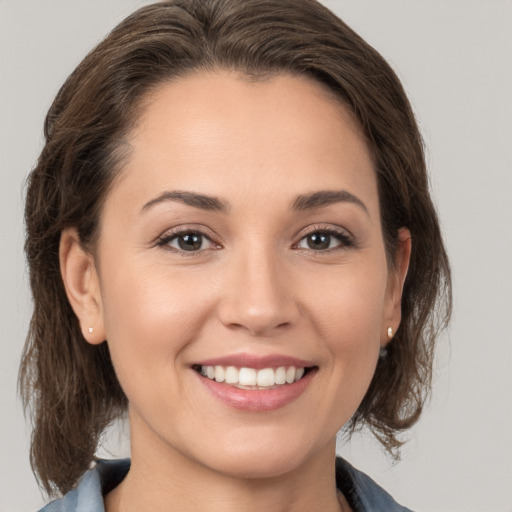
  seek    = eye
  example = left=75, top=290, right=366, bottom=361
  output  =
left=296, top=229, right=353, bottom=251
left=158, top=231, right=216, bottom=252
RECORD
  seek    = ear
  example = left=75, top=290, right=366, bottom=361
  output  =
left=381, top=227, right=412, bottom=346
left=59, top=228, right=105, bottom=345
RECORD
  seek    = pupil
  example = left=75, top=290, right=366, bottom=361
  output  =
left=308, top=233, right=330, bottom=250
left=178, top=233, right=202, bottom=251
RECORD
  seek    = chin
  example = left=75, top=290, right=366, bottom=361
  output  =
left=191, top=428, right=329, bottom=480
left=207, top=451, right=309, bottom=481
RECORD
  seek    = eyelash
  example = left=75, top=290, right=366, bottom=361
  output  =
left=156, top=227, right=221, bottom=255
left=294, top=225, right=355, bottom=253
left=156, top=225, right=355, bottom=255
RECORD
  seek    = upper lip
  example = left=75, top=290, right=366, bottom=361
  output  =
left=194, top=353, right=315, bottom=370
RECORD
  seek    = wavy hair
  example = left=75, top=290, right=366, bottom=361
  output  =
left=20, top=0, right=451, bottom=496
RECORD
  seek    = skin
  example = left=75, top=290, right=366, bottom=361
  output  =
left=60, top=70, right=411, bottom=512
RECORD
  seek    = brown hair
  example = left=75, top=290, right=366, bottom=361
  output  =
left=20, top=0, right=451, bottom=496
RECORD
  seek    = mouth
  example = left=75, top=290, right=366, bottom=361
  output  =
left=191, top=353, right=318, bottom=410
left=192, top=364, right=315, bottom=390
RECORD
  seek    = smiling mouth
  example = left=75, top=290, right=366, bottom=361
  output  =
left=192, top=364, right=315, bottom=390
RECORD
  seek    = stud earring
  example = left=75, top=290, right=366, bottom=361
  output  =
left=387, top=326, right=393, bottom=339
left=88, top=327, right=94, bottom=334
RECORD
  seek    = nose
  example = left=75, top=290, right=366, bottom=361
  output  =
left=217, top=248, right=300, bottom=337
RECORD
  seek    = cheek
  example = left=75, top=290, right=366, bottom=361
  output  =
left=300, top=260, right=387, bottom=393
left=98, top=259, right=212, bottom=383
left=304, top=261, right=388, bottom=342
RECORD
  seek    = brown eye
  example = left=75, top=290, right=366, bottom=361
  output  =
left=177, top=233, right=203, bottom=251
left=297, top=230, right=350, bottom=251
left=305, top=233, right=331, bottom=250
left=161, top=232, right=214, bottom=252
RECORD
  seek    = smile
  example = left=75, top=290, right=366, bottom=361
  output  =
left=192, top=360, right=317, bottom=411
left=196, top=365, right=308, bottom=389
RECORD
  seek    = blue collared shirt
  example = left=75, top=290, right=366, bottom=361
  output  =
left=39, top=458, right=412, bottom=511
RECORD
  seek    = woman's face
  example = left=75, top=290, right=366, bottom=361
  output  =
left=78, top=71, right=408, bottom=478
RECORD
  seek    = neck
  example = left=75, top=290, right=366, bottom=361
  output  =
left=105, top=418, right=345, bottom=512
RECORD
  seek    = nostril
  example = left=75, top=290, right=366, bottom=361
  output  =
left=216, top=289, right=300, bottom=336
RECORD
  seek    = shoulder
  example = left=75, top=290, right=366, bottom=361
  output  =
left=38, top=457, right=410, bottom=511
left=37, top=459, right=130, bottom=512
left=336, top=457, right=413, bottom=512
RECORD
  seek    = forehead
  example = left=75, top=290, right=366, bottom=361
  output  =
left=108, top=70, right=378, bottom=217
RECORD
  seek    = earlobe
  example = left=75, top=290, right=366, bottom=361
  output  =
left=382, top=227, right=412, bottom=346
left=59, top=228, right=105, bottom=345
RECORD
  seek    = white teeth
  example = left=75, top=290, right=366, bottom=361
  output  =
left=257, top=368, right=275, bottom=387
left=275, top=366, right=286, bottom=385
left=214, top=366, right=225, bottom=383
left=285, top=367, right=296, bottom=384
left=199, top=364, right=308, bottom=388
left=225, top=366, right=238, bottom=384
left=239, top=367, right=257, bottom=386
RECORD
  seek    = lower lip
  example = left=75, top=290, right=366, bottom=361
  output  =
left=196, top=369, right=316, bottom=411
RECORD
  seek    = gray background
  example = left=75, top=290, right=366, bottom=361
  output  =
left=1, top=1, right=511, bottom=510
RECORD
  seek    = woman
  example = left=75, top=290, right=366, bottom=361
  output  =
left=19, top=0, right=451, bottom=510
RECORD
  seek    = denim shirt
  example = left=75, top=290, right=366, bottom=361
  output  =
left=39, top=458, right=412, bottom=512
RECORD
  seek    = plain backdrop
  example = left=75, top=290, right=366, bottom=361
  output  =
left=1, top=1, right=511, bottom=511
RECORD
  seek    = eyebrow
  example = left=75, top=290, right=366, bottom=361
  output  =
left=292, top=190, right=369, bottom=215
left=141, top=189, right=368, bottom=216
left=141, top=190, right=229, bottom=213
